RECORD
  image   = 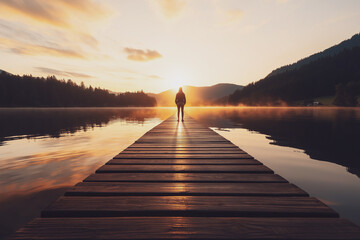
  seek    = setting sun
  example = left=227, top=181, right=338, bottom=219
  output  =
left=168, top=75, right=185, bottom=90
left=165, top=67, right=192, bottom=91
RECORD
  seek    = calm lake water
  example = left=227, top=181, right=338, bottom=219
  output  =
left=0, top=107, right=359, bottom=239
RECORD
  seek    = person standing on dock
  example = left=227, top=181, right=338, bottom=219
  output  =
left=175, top=87, right=186, bottom=122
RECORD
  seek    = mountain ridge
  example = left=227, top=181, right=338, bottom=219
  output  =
left=149, top=83, right=243, bottom=106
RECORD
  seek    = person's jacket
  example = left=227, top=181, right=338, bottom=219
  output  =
left=175, top=92, right=186, bottom=105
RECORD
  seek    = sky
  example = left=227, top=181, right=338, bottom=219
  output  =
left=0, top=0, right=359, bottom=93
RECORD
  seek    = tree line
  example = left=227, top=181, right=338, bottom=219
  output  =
left=267, top=33, right=360, bottom=77
left=0, top=73, right=157, bottom=107
left=227, top=47, right=360, bottom=106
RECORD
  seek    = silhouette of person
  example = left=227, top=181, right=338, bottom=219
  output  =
left=175, top=87, right=186, bottom=122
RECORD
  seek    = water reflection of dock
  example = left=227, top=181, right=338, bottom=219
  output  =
left=13, top=115, right=360, bottom=239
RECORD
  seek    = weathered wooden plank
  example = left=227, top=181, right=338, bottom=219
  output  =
left=150, top=126, right=208, bottom=128
left=128, top=144, right=239, bottom=148
left=136, top=139, right=230, bottom=142
left=41, top=196, right=338, bottom=218
left=140, top=132, right=218, bottom=134
left=140, top=134, right=223, bottom=137
left=121, top=150, right=246, bottom=154
left=125, top=147, right=243, bottom=151
left=84, top=173, right=287, bottom=183
left=137, top=135, right=223, bottom=137
left=138, top=137, right=226, bottom=140
left=114, top=153, right=254, bottom=159
left=66, top=182, right=307, bottom=196
left=95, top=164, right=272, bottom=173
left=140, top=134, right=223, bottom=136
left=13, top=217, right=360, bottom=240
left=138, top=139, right=225, bottom=141
left=107, top=159, right=261, bottom=165
left=130, top=142, right=236, bottom=144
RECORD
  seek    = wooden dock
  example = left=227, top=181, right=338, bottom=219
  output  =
left=13, top=115, right=360, bottom=239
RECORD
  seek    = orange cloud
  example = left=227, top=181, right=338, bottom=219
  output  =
left=76, top=32, right=99, bottom=48
left=36, top=67, right=92, bottom=78
left=0, top=0, right=68, bottom=27
left=124, top=48, right=162, bottom=62
left=225, top=9, right=244, bottom=24
left=149, top=75, right=162, bottom=79
left=155, top=0, right=187, bottom=19
left=57, top=0, right=108, bottom=15
left=0, top=37, right=86, bottom=59
left=0, top=1, right=109, bottom=51
left=0, top=0, right=109, bottom=29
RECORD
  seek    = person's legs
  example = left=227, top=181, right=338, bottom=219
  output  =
left=181, top=105, right=184, bottom=121
left=177, top=104, right=180, bottom=121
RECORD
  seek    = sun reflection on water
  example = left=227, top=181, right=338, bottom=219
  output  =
left=0, top=108, right=176, bottom=200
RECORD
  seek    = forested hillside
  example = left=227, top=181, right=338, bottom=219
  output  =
left=0, top=72, right=157, bottom=107
left=268, top=33, right=360, bottom=77
left=228, top=47, right=360, bottom=106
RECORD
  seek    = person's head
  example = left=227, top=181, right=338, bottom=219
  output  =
left=178, top=87, right=182, bottom=92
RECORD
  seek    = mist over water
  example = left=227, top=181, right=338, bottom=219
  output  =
left=0, top=107, right=359, bottom=239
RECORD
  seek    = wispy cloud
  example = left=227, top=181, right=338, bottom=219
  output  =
left=0, top=0, right=111, bottom=60
left=0, top=19, right=43, bottom=43
left=36, top=67, right=92, bottom=78
left=97, top=66, right=163, bottom=81
left=122, top=73, right=163, bottom=82
left=0, top=0, right=109, bottom=29
left=213, top=1, right=244, bottom=26
left=154, top=0, right=187, bottom=19
left=123, top=76, right=136, bottom=80
left=224, top=9, right=244, bottom=24
left=0, top=18, right=98, bottom=50
left=148, top=75, right=162, bottom=79
left=77, top=32, right=99, bottom=48
left=0, top=37, right=86, bottom=59
left=124, top=48, right=163, bottom=62
left=0, top=0, right=69, bottom=27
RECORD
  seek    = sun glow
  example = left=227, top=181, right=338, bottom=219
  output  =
left=170, top=75, right=186, bottom=90
left=165, top=67, right=193, bottom=90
